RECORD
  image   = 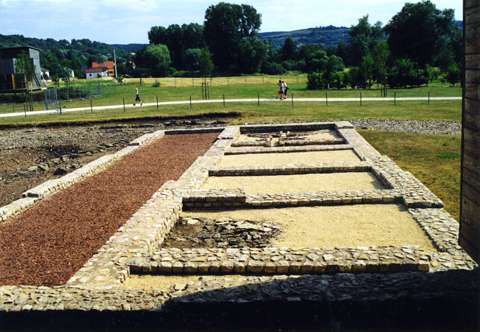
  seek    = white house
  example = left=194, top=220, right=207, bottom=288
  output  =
left=85, top=67, right=108, bottom=79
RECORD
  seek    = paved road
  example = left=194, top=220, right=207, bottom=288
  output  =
left=0, top=96, right=462, bottom=119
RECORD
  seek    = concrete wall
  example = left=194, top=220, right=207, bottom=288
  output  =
left=460, top=0, right=480, bottom=263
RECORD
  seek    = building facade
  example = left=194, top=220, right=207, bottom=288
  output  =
left=460, top=0, right=480, bottom=263
left=85, top=60, right=115, bottom=79
left=0, top=46, right=42, bottom=91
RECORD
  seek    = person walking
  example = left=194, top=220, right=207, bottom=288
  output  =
left=133, top=87, right=143, bottom=107
left=283, top=81, right=289, bottom=99
left=278, top=80, right=284, bottom=99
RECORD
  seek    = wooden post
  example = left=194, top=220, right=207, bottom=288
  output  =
left=223, top=94, right=226, bottom=108
left=394, top=92, right=397, bottom=106
left=428, top=91, right=431, bottom=105
left=90, top=98, right=93, bottom=113
left=189, top=96, right=192, bottom=111
left=291, top=93, right=294, bottom=108
left=123, top=97, right=126, bottom=112
left=360, top=92, right=363, bottom=106
left=257, top=92, right=260, bottom=106
left=156, top=96, right=159, bottom=111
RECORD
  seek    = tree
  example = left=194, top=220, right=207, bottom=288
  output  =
left=387, top=58, right=428, bottom=87
left=371, top=41, right=389, bottom=87
left=348, top=16, right=384, bottom=67
left=299, top=45, right=328, bottom=73
left=280, top=37, right=297, bottom=61
left=237, top=36, right=267, bottom=73
left=385, top=1, right=456, bottom=68
left=184, top=48, right=202, bottom=71
left=204, top=2, right=261, bottom=72
left=135, top=44, right=171, bottom=76
left=198, top=48, right=214, bottom=76
left=148, top=23, right=204, bottom=69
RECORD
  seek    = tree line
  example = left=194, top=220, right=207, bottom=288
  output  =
left=131, top=0, right=461, bottom=89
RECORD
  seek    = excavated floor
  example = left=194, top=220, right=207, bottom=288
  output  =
left=235, top=130, right=341, bottom=145
left=182, top=204, right=436, bottom=250
left=201, top=172, right=385, bottom=194
left=219, top=150, right=360, bottom=168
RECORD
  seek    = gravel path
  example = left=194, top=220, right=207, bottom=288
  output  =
left=351, top=120, right=460, bottom=135
left=0, top=133, right=217, bottom=286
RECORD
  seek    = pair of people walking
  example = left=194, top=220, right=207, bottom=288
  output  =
left=278, top=80, right=289, bottom=99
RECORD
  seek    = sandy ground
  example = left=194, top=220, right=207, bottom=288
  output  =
left=219, top=150, right=360, bottom=168
left=201, top=172, right=385, bottom=194
left=183, top=205, right=435, bottom=250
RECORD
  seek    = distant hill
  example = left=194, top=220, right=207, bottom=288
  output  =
left=260, top=21, right=464, bottom=49
left=260, top=25, right=351, bottom=49
left=111, top=43, right=146, bottom=53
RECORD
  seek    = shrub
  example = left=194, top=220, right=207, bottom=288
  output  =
left=307, top=72, right=327, bottom=90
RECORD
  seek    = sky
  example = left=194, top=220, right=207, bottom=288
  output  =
left=0, top=0, right=463, bottom=44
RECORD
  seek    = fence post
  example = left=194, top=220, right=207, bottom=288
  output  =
left=223, top=94, right=226, bottom=108
left=189, top=96, right=192, bottom=111
left=394, top=92, right=397, bottom=106
left=257, top=92, right=260, bottom=106
left=291, top=93, right=294, bottom=109
left=360, top=92, right=363, bottom=106
left=90, top=98, right=93, bottom=113
left=156, top=96, right=159, bottom=110
left=123, top=97, right=126, bottom=112
left=428, top=91, right=431, bottom=105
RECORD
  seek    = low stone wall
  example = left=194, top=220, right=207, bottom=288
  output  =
left=209, top=162, right=372, bottom=176
left=225, top=144, right=355, bottom=155
left=129, top=246, right=431, bottom=275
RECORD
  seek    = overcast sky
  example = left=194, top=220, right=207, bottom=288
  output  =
left=0, top=0, right=463, bottom=44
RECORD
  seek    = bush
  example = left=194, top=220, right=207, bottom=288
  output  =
left=331, top=71, right=347, bottom=89
left=152, top=80, right=160, bottom=88
left=307, top=72, right=327, bottom=90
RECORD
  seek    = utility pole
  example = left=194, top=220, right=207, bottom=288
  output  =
left=113, top=49, right=118, bottom=80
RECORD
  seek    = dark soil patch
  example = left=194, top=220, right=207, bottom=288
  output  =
left=163, top=217, right=281, bottom=249
left=0, top=133, right=217, bottom=286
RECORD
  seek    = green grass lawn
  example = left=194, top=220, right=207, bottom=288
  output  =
left=0, top=100, right=461, bottom=126
left=359, top=130, right=461, bottom=220
left=0, top=77, right=461, bottom=114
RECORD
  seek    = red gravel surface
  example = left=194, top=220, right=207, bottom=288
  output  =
left=0, top=133, right=218, bottom=286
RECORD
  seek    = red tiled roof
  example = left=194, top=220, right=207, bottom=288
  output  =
left=91, top=61, right=114, bottom=70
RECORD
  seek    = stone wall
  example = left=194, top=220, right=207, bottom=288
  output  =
left=461, top=0, right=480, bottom=262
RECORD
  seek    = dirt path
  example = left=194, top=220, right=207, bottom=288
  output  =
left=0, top=133, right=217, bottom=286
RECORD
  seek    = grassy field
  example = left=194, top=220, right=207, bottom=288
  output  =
left=0, top=100, right=461, bottom=126
left=0, top=76, right=461, bottom=114
left=360, top=130, right=461, bottom=220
